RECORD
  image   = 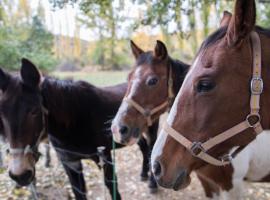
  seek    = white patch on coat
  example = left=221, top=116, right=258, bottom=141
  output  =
left=216, top=131, right=270, bottom=199
left=233, top=131, right=270, bottom=181
left=9, top=155, right=33, bottom=176
left=151, top=129, right=169, bottom=170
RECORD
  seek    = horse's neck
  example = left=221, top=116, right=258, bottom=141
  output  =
left=40, top=77, right=100, bottom=122
left=257, top=30, right=270, bottom=129
left=170, top=59, right=189, bottom=98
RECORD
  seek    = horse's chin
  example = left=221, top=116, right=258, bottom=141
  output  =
left=17, top=176, right=34, bottom=186
left=126, top=137, right=139, bottom=146
left=112, top=132, right=139, bottom=146
left=10, top=170, right=35, bottom=187
left=173, top=173, right=191, bottom=191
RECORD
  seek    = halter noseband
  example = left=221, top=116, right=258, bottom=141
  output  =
left=163, top=31, right=264, bottom=166
left=124, top=64, right=174, bottom=126
left=8, top=106, right=48, bottom=161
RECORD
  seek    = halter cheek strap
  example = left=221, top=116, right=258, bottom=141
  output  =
left=163, top=31, right=264, bottom=166
left=124, top=64, right=174, bottom=126
left=8, top=106, right=48, bottom=160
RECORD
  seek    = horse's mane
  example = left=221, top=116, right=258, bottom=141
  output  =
left=200, top=25, right=270, bottom=51
left=169, top=58, right=189, bottom=93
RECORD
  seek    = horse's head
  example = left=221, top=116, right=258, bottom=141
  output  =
left=0, top=59, right=46, bottom=186
left=112, top=40, right=187, bottom=145
left=151, top=0, right=267, bottom=190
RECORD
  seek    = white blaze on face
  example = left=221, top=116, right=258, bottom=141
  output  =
left=111, top=67, right=143, bottom=140
left=8, top=153, right=34, bottom=177
left=1, top=116, right=34, bottom=176
left=151, top=56, right=201, bottom=168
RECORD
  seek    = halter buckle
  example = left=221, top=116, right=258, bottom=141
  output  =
left=190, top=142, right=205, bottom=157
left=246, top=113, right=261, bottom=127
left=251, top=77, right=263, bottom=95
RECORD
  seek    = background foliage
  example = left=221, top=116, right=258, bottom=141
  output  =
left=1, top=0, right=270, bottom=71
left=0, top=0, right=57, bottom=71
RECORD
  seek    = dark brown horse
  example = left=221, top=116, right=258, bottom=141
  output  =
left=0, top=59, right=158, bottom=200
left=152, top=0, right=270, bottom=199
left=0, top=81, right=51, bottom=170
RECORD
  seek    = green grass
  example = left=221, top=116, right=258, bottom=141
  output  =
left=51, top=71, right=128, bottom=87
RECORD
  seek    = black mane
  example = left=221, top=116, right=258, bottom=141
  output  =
left=169, top=57, right=190, bottom=95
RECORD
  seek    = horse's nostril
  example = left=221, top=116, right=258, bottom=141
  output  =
left=9, top=171, right=18, bottom=181
left=153, top=161, right=162, bottom=177
left=9, top=170, right=33, bottom=185
left=119, top=125, right=129, bottom=135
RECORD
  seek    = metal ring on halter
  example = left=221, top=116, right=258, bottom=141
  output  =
left=250, top=77, right=263, bottom=95
left=143, top=109, right=151, bottom=117
left=220, top=154, right=233, bottom=163
left=190, top=142, right=205, bottom=157
left=246, top=113, right=261, bottom=128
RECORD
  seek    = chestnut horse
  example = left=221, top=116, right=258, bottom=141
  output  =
left=112, top=40, right=189, bottom=144
left=0, top=59, right=158, bottom=200
left=152, top=0, right=270, bottom=199
left=111, top=40, right=189, bottom=192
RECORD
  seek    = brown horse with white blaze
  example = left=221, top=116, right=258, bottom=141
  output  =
left=111, top=40, right=189, bottom=145
left=111, top=40, right=189, bottom=192
left=152, top=0, right=270, bottom=199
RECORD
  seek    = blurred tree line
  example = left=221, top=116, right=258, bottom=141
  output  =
left=52, top=0, right=270, bottom=69
left=0, top=0, right=57, bottom=71
left=1, top=0, right=270, bottom=71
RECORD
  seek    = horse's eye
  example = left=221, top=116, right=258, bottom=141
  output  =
left=146, top=77, right=159, bottom=86
left=197, top=80, right=215, bottom=93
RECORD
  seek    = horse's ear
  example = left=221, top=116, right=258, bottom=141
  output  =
left=154, top=40, right=168, bottom=60
left=20, top=58, right=41, bottom=89
left=0, top=68, right=10, bottom=91
left=226, top=0, right=256, bottom=46
left=220, top=11, right=232, bottom=28
left=130, top=40, right=144, bottom=59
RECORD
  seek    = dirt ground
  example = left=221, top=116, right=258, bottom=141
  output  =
left=1, top=143, right=270, bottom=200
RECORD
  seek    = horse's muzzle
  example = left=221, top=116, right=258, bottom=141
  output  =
left=9, top=169, right=35, bottom=186
left=153, top=160, right=190, bottom=190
